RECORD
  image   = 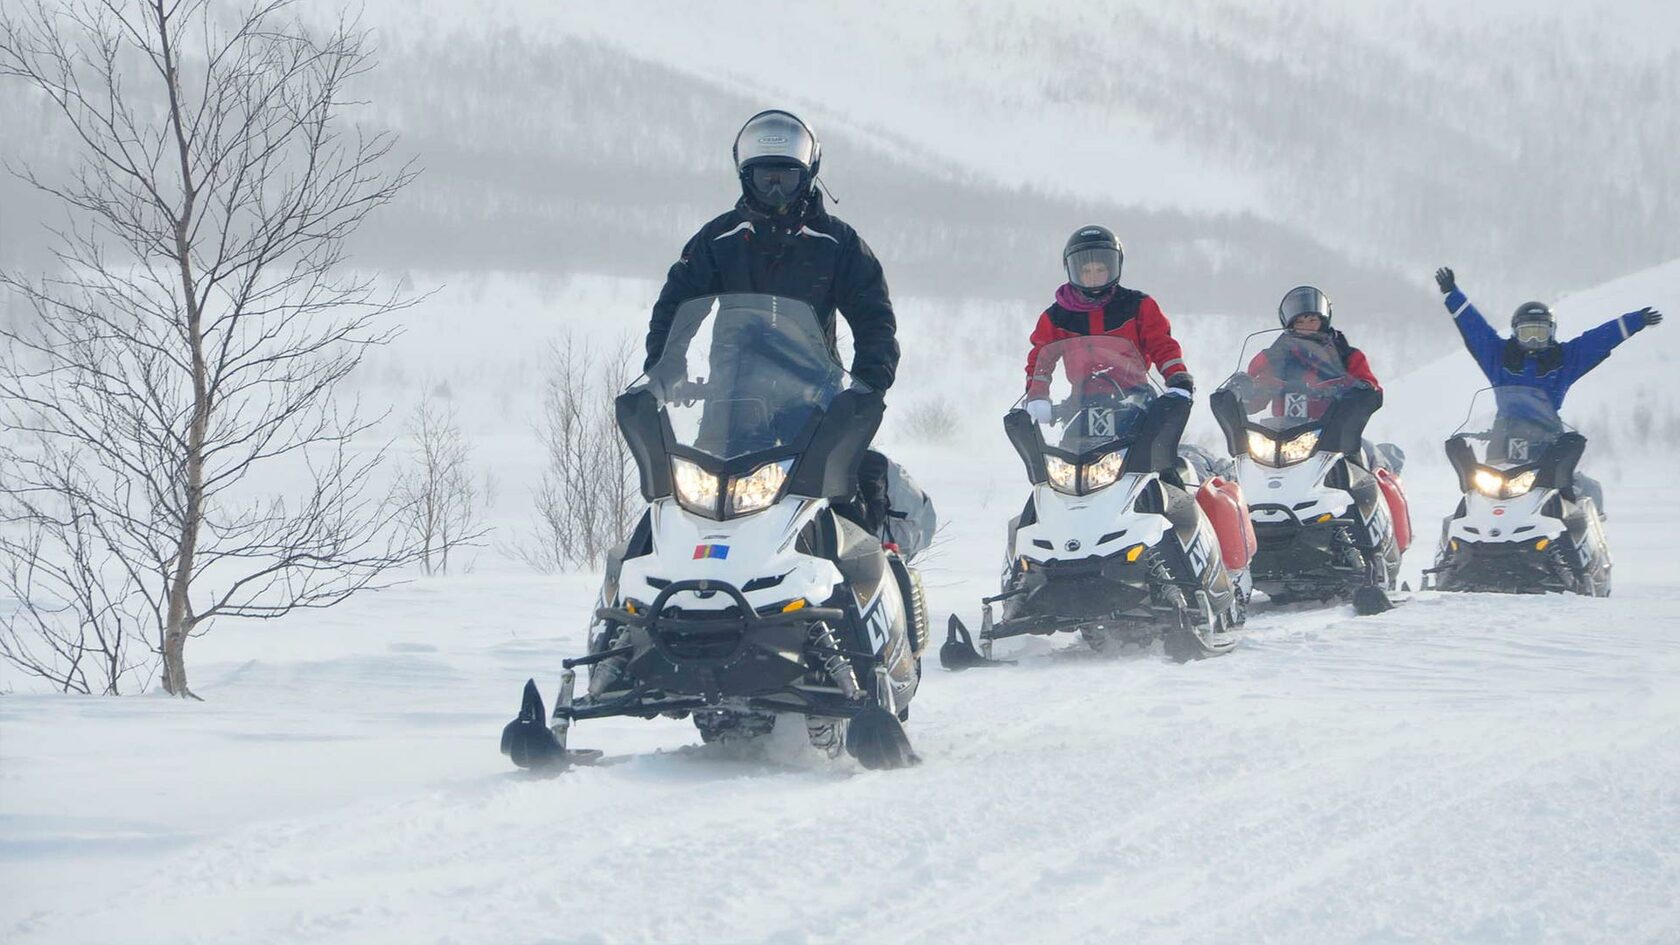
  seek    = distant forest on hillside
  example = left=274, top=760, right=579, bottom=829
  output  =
left=0, top=30, right=1428, bottom=322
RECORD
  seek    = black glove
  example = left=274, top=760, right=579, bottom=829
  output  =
left=1434, top=267, right=1456, bottom=294
left=1165, top=372, right=1195, bottom=394
left=1635, top=306, right=1663, bottom=327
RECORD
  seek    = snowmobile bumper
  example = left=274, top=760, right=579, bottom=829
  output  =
left=1003, top=549, right=1155, bottom=627
left=595, top=578, right=850, bottom=698
left=1428, top=538, right=1567, bottom=594
left=1248, top=505, right=1366, bottom=596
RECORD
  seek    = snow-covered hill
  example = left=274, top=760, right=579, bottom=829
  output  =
left=4, top=255, right=1677, bottom=942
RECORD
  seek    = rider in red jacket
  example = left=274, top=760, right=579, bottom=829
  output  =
left=1243, top=285, right=1380, bottom=420
left=1023, top=226, right=1191, bottom=419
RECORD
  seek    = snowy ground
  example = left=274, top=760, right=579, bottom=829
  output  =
left=4, top=265, right=1678, bottom=942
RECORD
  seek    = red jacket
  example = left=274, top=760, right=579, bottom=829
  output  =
left=1024, top=288, right=1187, bottom=399
left=1244, top=330, right=1380, bottom=419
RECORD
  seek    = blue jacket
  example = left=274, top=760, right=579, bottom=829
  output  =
left=1445, top=289, right=1652, bottom=410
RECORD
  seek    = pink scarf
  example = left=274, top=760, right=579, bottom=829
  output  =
left=1055, top=282, right=1114, bottom=312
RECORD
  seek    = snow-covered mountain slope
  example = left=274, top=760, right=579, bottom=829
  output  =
left=3, top=261, right=1677, bottom=942
left=343, top=0, right=1680, bottom=298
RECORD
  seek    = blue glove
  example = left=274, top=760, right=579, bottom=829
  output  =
left=1434, top=267, right=1456, bottom=294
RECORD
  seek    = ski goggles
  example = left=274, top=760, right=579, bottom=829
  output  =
left=1514, top=323, right=1554, bottom=345
left=746, top=163, right=808, bottom=206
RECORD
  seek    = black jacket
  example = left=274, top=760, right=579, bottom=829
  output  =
left=645, top=193, right=900, bottom=392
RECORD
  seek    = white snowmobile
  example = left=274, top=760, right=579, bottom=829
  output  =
left=1423, top=387, right=1611, bottom=596
left=501, top=293, right=925, bottom=771
left=1209, top=330, right=1410, bottom=615
left=941, top=335, right=1253, bottom=667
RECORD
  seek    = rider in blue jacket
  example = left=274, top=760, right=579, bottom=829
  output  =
left=1434, top=266, right=1664, bottom=512
left=1434, top=267, right=1662, bottom=408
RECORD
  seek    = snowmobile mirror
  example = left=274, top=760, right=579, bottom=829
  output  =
left=1003, top=407, right=1047, bottom=484
left=1444, top=436, right=1479, bottom=493
left=1209, top=388, right=1247, bottom=456
left=616, top=388, right=673, bottom=501
left=784, top=387, right=884, bottom=501
left=1120, top=392, right=1190, bottom=476
left=1539, top=431, right=1586, bottom=491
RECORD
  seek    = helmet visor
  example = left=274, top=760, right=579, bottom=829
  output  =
left=736, top=113, right=817, bottom=171
left=1065, top=247, right=1121, bottom=290
left=745, top=162, right=808, bottom=209
left=1278, top=286, right=1331, bottom=326
left=1514, top=322, right=1554, bottom=346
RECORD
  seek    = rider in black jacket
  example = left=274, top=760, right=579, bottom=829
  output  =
left=645, top=110, right=901, bottom=529
left=645, top=113, right=899, bottom=393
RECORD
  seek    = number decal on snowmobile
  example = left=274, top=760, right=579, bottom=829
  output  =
left=1185, top=524, right=1213, bottom=576
left=1087, top=407, right=1115, bottom=438
left=864, top=599, right=891, bottom=653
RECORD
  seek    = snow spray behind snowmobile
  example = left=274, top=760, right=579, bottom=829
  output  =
left=502, top=294, right=925, bottom=771
left=1423, top=387, right=1610, bottom=596
left=1208, top=330, right=1410, bottom=615
left=941, top=335, right=1252, bottom=668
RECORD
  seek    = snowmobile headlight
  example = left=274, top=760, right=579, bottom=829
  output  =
left=728, top=459, right=792, bottom=515
left=1501, top=469, right=1537, bottom=498
left=1045, top=455, right=1078, bottom=494
left=1082, top=450, right=1126, bottom=492
left=1277, top=430, right=1320, bottom=465
left=672, top=457, right=721, bottom=515
left=1471, top=468, right=1505, bottom=498
left=1245, top=430, right=1275, bottom=464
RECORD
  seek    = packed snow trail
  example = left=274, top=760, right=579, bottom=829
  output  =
left=5, top=564, right=1678, bottom=944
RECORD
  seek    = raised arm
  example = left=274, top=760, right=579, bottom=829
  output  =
left=1436, top=267, right=1502, bottom=383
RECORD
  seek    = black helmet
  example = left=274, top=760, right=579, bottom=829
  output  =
left=1063, top=225, right=1123, bottom=296
left=1278, top=285, right=1333, bottom=330
left=733, top=110, right=821, bottom=214
left=1511, top=301, right=1556, bottom=350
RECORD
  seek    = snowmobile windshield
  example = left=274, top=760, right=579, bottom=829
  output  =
left=1025, top=334, right=1156, bottom=455
left=1453, top=387, right=1571, bottom=466
left=644, top=294, right=845, bottom=461
left=1218, top=328, right=1356, bottom=430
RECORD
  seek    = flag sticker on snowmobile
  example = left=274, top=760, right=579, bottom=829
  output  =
left=692, top=544, right=729, bottom=560
left=1285, top=393, right=1309, bottom=418
left=1087, top=407, right=1115, bottom=438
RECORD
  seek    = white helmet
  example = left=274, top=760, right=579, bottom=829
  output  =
left=732, top=110, right=821, bottom=212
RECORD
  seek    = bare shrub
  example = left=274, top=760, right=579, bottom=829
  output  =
left=393, top=395, right=488, bottom=576
left=0, top=455, right=153, bottom=694
left=897, top=395, right=961, bottom=443
left=516, top=334, right=639, bottom=571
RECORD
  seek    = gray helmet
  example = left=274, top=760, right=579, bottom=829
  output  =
left=732, top=110, right=821, bottom=212
left=1511, top=301, right=1556, bottom=349
left=1278, top=285, right=1333, bottom=330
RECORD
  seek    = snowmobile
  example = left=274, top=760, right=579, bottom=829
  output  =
left=1208, top=330, right=1411, bottom=615
left=941, top=335, right=1254, bottom=668
left=501, top=293, right=926, bottom=771
left=1423, top=387, right=1610, bottom=596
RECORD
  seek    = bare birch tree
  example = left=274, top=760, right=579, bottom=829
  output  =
left=517, top=334, right=639, bottom=571
left=0, top=0, right=420, bottom=698
left=393, top=393, right=486, bottom=576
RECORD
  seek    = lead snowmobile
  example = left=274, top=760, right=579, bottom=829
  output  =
left=501, top=293, right=925, bottom=771
left=1209, top=330, right=1410, bottom=615
left=941, top=335, right=1253, bottom=668
left=1423, top=387, right=1610, bottom=596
